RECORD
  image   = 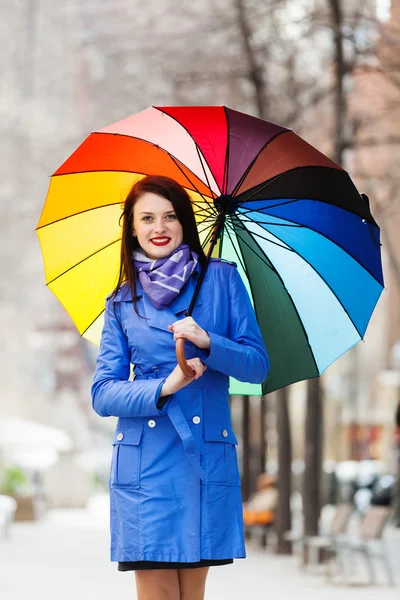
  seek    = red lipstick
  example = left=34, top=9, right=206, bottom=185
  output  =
left=150, top=237, right=171, bottom=246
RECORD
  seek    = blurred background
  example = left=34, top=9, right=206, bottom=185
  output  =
left=1, top=0, right=400, bottom=595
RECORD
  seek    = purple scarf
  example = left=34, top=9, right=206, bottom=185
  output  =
left=133, top=243, right=199, bottom=309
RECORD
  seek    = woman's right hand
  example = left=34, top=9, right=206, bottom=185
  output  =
left=160, top=358, right=207, bottom=397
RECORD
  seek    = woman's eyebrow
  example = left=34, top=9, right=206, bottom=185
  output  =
left=138, top=210, right=175, bottom=215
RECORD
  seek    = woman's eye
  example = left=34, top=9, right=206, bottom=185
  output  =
left=141, top=214, right=176, bottom=221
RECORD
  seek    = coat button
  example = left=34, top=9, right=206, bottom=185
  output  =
left=192, top=416, right=201, bottom=424
left=222, top=429, right=228, bottom=438
left=116, top=432, right=124, bottom=441
left=152, top=366, right=159, bottom=371
left=148, top=420, right=156, bottom=428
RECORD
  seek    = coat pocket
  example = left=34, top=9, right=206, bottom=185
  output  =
left=203, top=421, right=241, bottom=486
left=110, top=425, right=143, bottom=489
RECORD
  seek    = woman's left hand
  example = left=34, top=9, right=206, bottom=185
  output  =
left=168, top=317, right=210, bottom=350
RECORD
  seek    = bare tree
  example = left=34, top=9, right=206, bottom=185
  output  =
left=275, top=386, right=292, bottom=553
left=302, top=0, right=348, bottom=543
left=235, top=0, right=268, bottom=118
left=303, top=377, right=323, bottom=542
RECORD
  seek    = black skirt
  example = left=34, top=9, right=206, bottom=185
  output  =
left=118, top=559, right=233, bottom=571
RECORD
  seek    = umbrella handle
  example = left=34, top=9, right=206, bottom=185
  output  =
left=176, top=338, right=196, bottom=378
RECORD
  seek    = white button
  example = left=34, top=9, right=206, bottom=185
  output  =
left=222, top=429, right=228, bottom=438
left=192, top=416, right=201, bottom=424
left=116, top=432, right=124, bottom=441
left=148, top=420, right=156, bottom=428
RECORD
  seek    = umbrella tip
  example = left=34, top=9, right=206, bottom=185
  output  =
left=214, top=194, right=240, bottom=214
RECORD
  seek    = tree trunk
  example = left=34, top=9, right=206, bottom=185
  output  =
left=241, top=395, right=251, bottom=502
left=393, top=401, right=400, bottom=527
left=300, top=3, right=347, bottom=555
left=380, top=227, right=400, bottom=290
left=303, top=377, right=323, bottom=542
left=276, top=386, right=292, bottom=554
left=235, top=0, right=267, bottom=119
left=329, top=0, right=346, bottom=165
left=260, top=395, right=267, bottom=473
left=329, top=0, right=361, bottom=462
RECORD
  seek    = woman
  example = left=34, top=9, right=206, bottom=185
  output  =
left=91, top=175, right=269, bottom=599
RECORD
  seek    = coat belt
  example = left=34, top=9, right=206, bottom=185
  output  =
left=166, top=401, right=206, bottom=480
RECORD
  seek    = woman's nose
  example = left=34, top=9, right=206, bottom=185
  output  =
left=154, top=219, right=166, bottom=233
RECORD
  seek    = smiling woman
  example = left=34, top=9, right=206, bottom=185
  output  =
left=91, top=174, right=269, bottom=600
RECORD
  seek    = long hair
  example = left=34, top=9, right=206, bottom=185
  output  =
left=111, top=175, right=207, bottom=316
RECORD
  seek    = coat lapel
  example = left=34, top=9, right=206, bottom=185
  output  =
left=171, top=275, right=201, bottom=316
left=142, top=274, right=203, bottom=332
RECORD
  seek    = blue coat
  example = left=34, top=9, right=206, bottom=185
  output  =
left=91, top=258, right=269, bottom=562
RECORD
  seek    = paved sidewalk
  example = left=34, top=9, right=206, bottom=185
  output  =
left=0, top=496, right=399, bottom=600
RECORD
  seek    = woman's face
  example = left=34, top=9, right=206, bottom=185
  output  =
left=132, top=192, right=184, bottom=260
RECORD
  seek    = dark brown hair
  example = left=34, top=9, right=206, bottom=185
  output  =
left=111, top=175, right=207, bottom=315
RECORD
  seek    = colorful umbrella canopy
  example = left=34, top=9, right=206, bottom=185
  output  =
left=37, top=106, right=383, bottom=395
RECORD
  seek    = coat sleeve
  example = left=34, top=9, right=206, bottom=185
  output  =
left=198, top=266, right=269, bottom=384
left=91, top=299, right=170, bottom=418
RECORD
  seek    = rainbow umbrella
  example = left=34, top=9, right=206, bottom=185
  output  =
left=37, top=106, right=383, bottom=395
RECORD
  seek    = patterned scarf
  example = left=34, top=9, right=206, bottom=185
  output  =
left=133, top=243, right=199, bottom=309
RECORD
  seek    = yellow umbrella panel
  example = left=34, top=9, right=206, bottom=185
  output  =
left=37, top=170, right=215, bottom=345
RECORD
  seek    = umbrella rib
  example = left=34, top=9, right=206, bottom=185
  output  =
left=50, top=170, right=214, bottom=219
left=36, top=201, right=123, bottom=231
left=153, top=106, right=222, bottom=198
left=240, top=212, right=365, bottom=339
left=237, top=187, right=378, bottom=227
left=198, top=211, right=219, bottom=225
left=195, top=145, right=217, bottom=200
left=228, top=215, right=320, bottom=375
left=237, top=214, right=304, bottom=228
left=230, top=130, right=289, bottom=197
left=200, top=226, right=215, bottom=252
left=236, top=205, right=383, bottom=287
left=37, top=193, right=215, bottom=231
left=224, top=219, right=270, bottom=393
left=232, top=218, right=297, bottom=253
left=193, top=205, right=217, bottom=220
left=57, top=131, right=217, bottom=200
left=196, top=215, right=217, bottom=228
left=197, top=228, right=213, bottom=245
left=46, top=237, right=121, bottom=286
left=234, top=171, right=293, bottom=205
left=223, top=219, right=250, bottom=277
left=196, top=212, right=220, bottom=235
left=197, top=223, right=215, bottom=238
left=222, top=106, right=230, bottom=195
left=167, top=153, right=215, bottom=211
left=234, top=166, right=378, bottom=227
left=224, top=220, right=280, bottom=276
left=189, top=203, right=216, bottom=219
left=238, top=199, right=301, bottom=215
